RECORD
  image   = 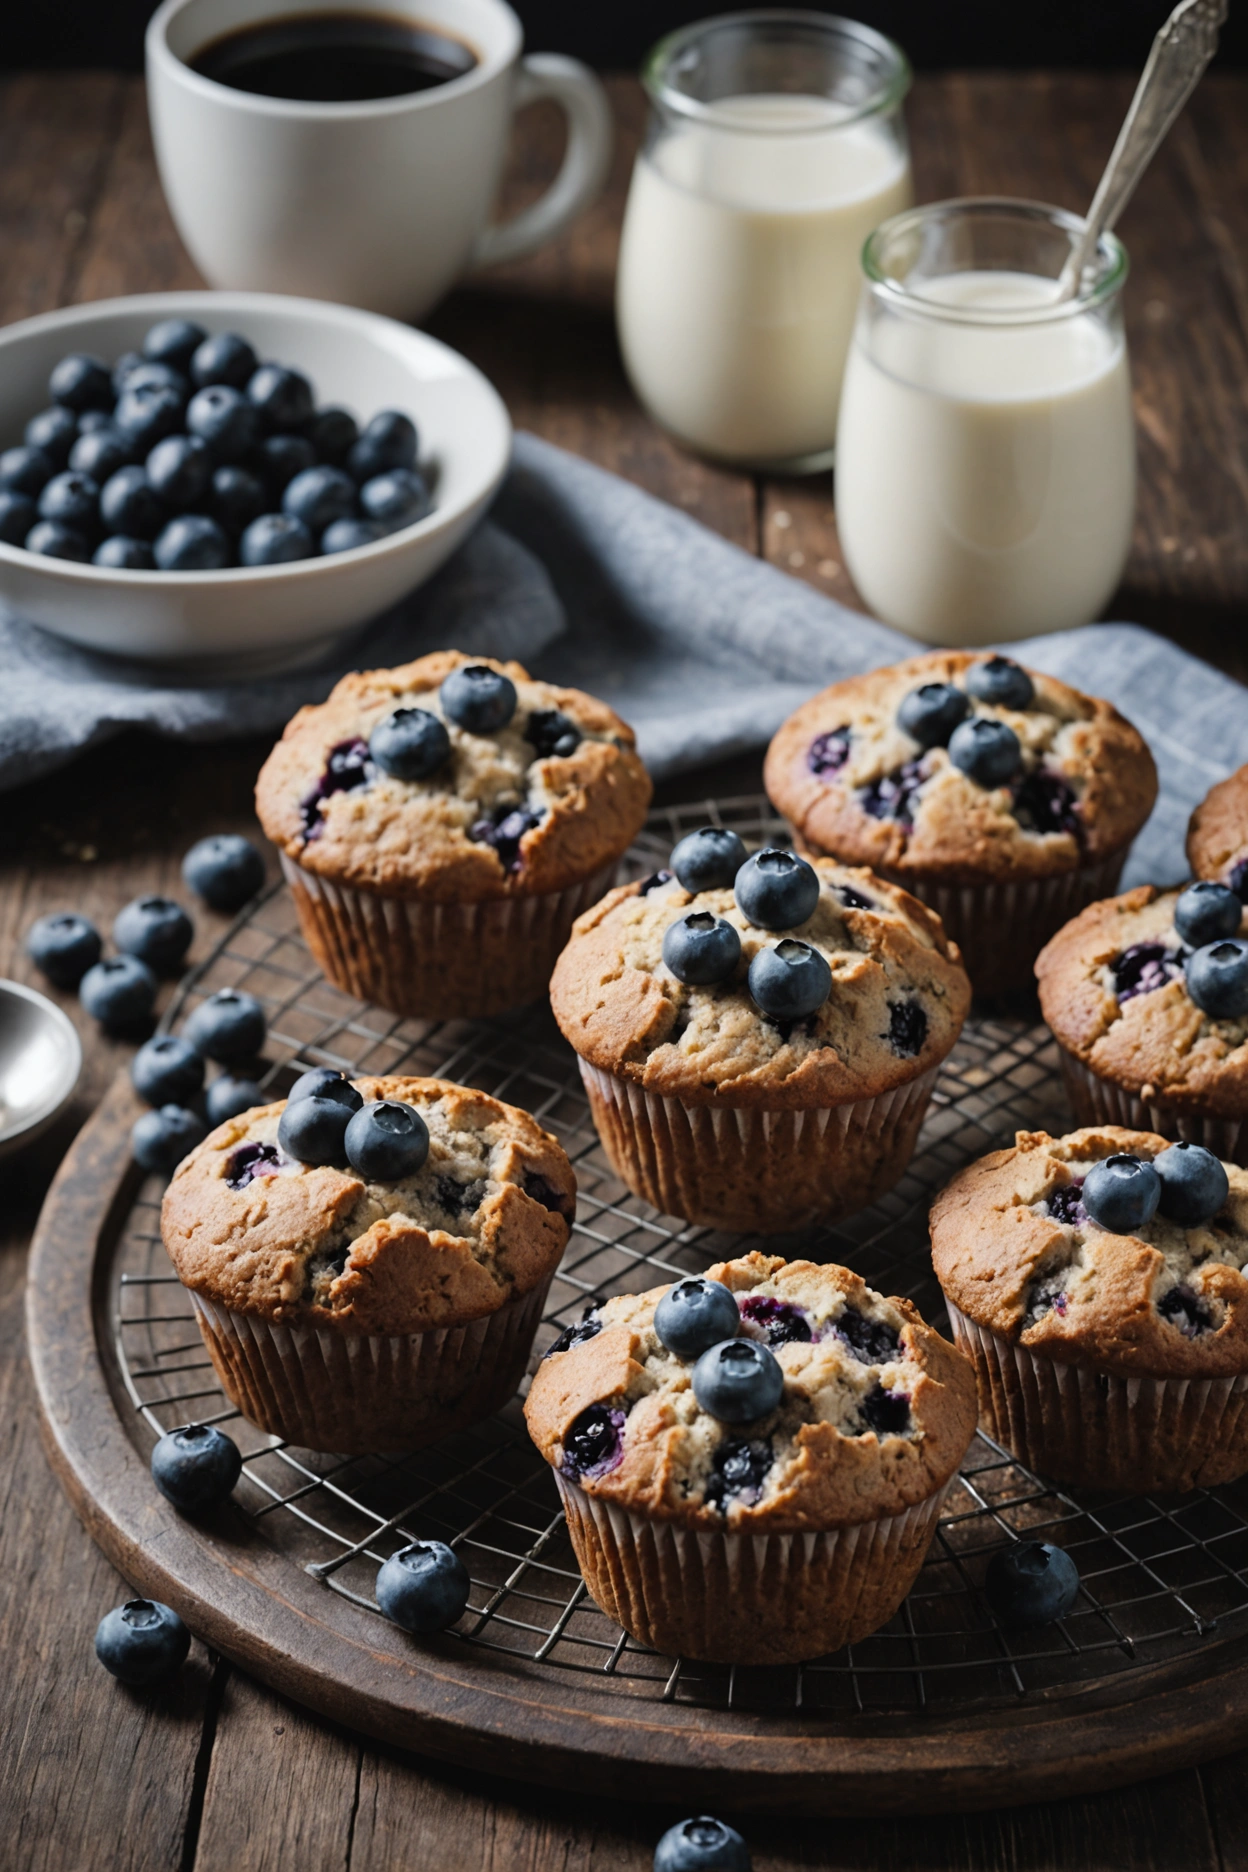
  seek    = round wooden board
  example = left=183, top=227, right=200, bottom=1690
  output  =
left=26, top=1074, right=1248, bottom=1815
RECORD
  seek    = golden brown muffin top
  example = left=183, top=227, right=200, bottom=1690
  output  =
left=764, top=651, right=1157, bottom=884
left=931, top=1126, right=1248, bottom=1379
left=1188, top=763, right=1248, bottom=900
left=524, top=1252, right=977, bottom=1531
left=255, top=650, right=652, bottom=900
left=161, top=1074, right=575, bottom=1335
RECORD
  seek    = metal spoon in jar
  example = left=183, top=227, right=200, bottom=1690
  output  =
left=1058, top=0, right=1227, bottom=299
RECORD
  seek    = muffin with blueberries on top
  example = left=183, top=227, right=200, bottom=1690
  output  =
left=1036, top=879, right=1248, bottom=1163
left=931, top=1125, right=1248, bottom=1492
left=549, top=828, right=970, bottom=1233
left=524, top=1251, right=977, bottom=1664
left=763, top=650, right=1157, bottom=996
left=1187, top=762, right=1248, bottom=904
left=254, top=649, right=652, bottom=1020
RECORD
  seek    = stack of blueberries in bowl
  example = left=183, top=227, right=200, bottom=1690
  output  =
left=0, top=316, right=432, bottom=569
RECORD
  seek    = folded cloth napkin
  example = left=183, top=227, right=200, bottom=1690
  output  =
left=1, top=430, right=1244, bottom=889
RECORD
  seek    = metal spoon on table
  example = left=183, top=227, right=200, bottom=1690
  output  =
left=1058, top=0, right=1227, bottom=298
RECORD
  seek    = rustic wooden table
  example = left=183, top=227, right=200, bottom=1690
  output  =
left=3, top=65, right=1248, bottom=1872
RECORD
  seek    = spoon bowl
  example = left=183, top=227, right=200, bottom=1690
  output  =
left=0, top=980, right=82, bottom=1157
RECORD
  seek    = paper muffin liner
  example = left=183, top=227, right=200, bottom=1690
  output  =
left=188, top=1276, right=553, bottom=1455
left=1057, top=1046, right=1248, bottom=1167
left=280, top=853, right=619, bottom=1020
left=577, top=1059, right=938, bottom=1233
left=554, top=1472, right=949, bottom=1664
left=946, top=1302, right=1248, bottom=1493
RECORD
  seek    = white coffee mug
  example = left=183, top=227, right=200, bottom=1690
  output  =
left=146, top=0, right=613, bottom=320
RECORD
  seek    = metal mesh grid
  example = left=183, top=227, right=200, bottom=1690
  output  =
left=111, top=796, right=1248, bottom=1718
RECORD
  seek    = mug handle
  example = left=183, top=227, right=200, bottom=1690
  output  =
left=470, top=54, right=613, bottom=270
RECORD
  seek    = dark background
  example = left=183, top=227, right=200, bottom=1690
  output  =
left=5, top=0, right=1246, bottom=71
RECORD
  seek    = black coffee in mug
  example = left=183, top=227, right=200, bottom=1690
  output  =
left=191, top=10, right=478, bottom=102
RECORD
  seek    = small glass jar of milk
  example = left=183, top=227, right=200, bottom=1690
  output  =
left=835, top=198, right=1135, bottom=643
left=616, top=10, right=912, bottom=471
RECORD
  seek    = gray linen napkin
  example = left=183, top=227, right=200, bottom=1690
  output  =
left=0, top=430, right=1244, bottom=889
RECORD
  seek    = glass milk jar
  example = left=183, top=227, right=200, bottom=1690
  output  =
left=616, top=10, right=912, bottom=471
left=835, top=199, right=1136, bottom=643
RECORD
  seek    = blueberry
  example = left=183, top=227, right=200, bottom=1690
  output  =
left=24, top=406, right=78, bottom=466
left=146, top=434, right=213, bottom=508
left=544, top=1306, right=603, bottom=1358
left=375, top=1540, right=470, bottom=1634
left=984, top=1541, right=1080, bottom=1629
left=1082, top=1153, right=1162, bottom=1235
left=111, top=351, right=146, bottom=397
left=306, top=406, right=359, bottom=463
left=948, top=717, right=1022, bottom=788
left=965, top=655, right=1035, bottom=710
left=346, top=409, right=418, bottom=482
left=258, top=433, right=317, bottom=493
left=670, top=826, right=749, bottom=894
left=78, top=409, right=114, bottom=435
left=205, top=1073, right=265, bottom=1125
left=26, top=911, right=101, bottom=987
left=248, top=363, right=315, bottom=431
left=151, top=1423, right=242, bottom=1513
left=287, top=1066, right=363, bottom=1111
left=861, top=1381, right=911, bottom=1435
left=808, top=726, right=853, bottom=777
left=94, top=535, right=155, bottom=569
left=119, top=360, right=191, bottom=406
left=113, top=895, right=194, bottom=974
left=186, top=384, right=261, bottom=464
left=654, top=1816, right=751, bottom=1872
left=1154, top=1140, right=1229, bottom=1226
left=1, top=444, right=55, bottom=496
left=278, top=1093, right=352, bottom=1166
left=184, top=988, right=266, bottom=1062
left=691, top=1338, right=784, bottom=1424
left=888, top=999, right=927, bottom=1056
left=739, top=1295, right=811, bottom=1346
left=748, top=939, right=831, bottom=1019
left=208, top=465, right=268, bottom=535
left=562, top=1403, right=626, bottom=1479
left=369, top=707, right=451, bottom=781
left=654, top=1277, right=740, bottom=1360
left=100, top=466, right=165, bottom=540
left=38, top=471, right=100, bottom=536
left=440, top=664, right=517, bottom=734
left=524, top=709, right=582, bottom=760
left=154, top=515, right=231, bottom=571
left=733, top=848, right=820, bottom=930
left=0, top=490, right=37, bottom=545
left=131, top=1034, right=204, bottom=1107
left=1112, top=939, right=1183, bottom=1003
left=358, top=467, right=430, bottom=531
left=190, top=330, right=258, bottom=390
left=344, top=1099, right=430, bottom=1180
left=48, top=351, right=113, bottom=412
left=94, top=1598, right=189, bottom=1685
left=282, top=464, right=356, bottom=532
left=182, top=833, right=266, bottom=912
left=68, top=427, right=133, bottom=483
left=1175, top=880, right=1243, bottom=949
left=143, top=317, right=207, bottom=374
left=662, top=911, right=742, bottom=986
left=833, top=1306, right=901, bottom=1365
left=898, top=681, right=970, bottom=748
left=320, top=517, right=384, bottom=554
left=25, top=520, right=90, bottom=560
left=1186, top=938, right=1248, bottom=1020
left=703, top=1438, right=773, bottom=1512
left=114, top=383, right=185, bottom=454
left=73, top=956, right=154, bottom=1030
left=239, top=512, right=315, bottom=566
left=132, top=1103, right=208, bottom=1173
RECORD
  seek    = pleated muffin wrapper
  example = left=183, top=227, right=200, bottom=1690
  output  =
left=946, top=1301, right=1248, bottom=1493
left=281, top=853, right=619, bottom=1021
left=555, top=1472, right=950, bottom=1665
left=189, top=1276, right=554, bottom=1455
left=578, top=1058, right=938, bottom=1234
left=1057, top=1046, right=1248, bottom=1168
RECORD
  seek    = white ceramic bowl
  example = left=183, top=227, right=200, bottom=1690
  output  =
left=0, top=291, right=512, bottom=673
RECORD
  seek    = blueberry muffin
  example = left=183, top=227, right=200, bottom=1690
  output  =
left=1187, top=763, right=1248, bottom=902
left=763, top=651, right=1157, bottom=997
left=1036, top=882, right=1248, bottom=1163
left=162, top=1071, right=576, bottom=1453
left=255, top=650, right=652, bottom=1019
left=931, top=1125, right=1248, bottom=1491
left=549, top=830, right=970, bottom=1233
left=524, top=1252, right=977, bottom=1663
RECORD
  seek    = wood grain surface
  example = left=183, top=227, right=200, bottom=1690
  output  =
left=2, top=64, right=1247, bottom=1872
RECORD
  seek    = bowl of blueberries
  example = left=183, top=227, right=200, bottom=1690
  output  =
left=0, top=291, right=511, bottom=672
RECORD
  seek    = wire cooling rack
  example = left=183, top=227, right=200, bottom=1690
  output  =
left=112, top=797, right=1248, bottom=1719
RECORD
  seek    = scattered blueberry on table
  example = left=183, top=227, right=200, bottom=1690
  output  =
left=375, top=1540, right=471, bottom=1634
left=132, top=1103, right=208, bottom=1172
left=131, top=1034, right=205, bottom=1107
left=26, top=911, right=102, bottom=987
left=113, top=894, right=194, bottom=973
left=94, top=1598, right=190, bottom=1685
left=182, top=833, right=265, bottom=912
left=183, top=988, right=267, bottom=1062
left=204, top=1073, right=265, bottom=1126
left=984, top=1541, right=1080, bottom=1629
left=79, top=954, right=158, bottom=1031
left=653, top=1816, right=752, bottom=1871
left=150, top=1424, right=242, bottom=1514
